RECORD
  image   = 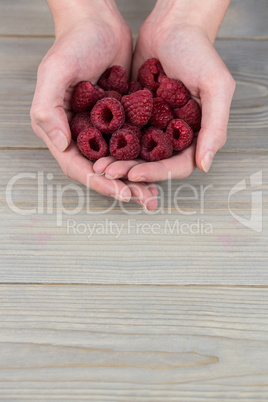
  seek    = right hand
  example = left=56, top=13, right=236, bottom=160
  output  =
left=30, top=2, right=158, bottom=209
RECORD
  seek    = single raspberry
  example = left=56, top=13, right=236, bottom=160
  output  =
left=98, top=65, right=129, bottom=94
left=72, top=81, right=105, bottom=113
left=110, top=129, right=140, bottom=160
left=128, top=81, right=142, bottom=94
left=137, top=58, right=165, bottom=92
left=173, top=99, right=201, bottom=132
left=70, top=112, right=93, bottom=141
left=121, top=89, right=153, bottom=126
left=166, top=119, right=194, bottom=151
left=140, top=128, right=173, bottom=161
left=122, top=123, right=142, bottom=140
left=149, top=98, right=174, bottom=130
left=156, top=76, right=190, bottom=108
left=77, top=128, right=108, bottom=160
left=105, top=90, right=122, bottom=102
left=90, top=97, right=125, bottom=135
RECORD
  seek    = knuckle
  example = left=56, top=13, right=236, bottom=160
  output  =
left=37, top=54, right=55, bottom=76
left=206, top=69, right=235, bottom=95
left=30, top=106, right=50, bottom=126
left=222, top=71, right=236, bottom=94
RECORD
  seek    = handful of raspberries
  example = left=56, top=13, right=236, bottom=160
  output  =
left=70, top=58, right=201, bottom=162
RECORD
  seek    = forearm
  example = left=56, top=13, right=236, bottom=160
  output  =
left=153, top=0, right=231, bottom=43
left=46, top=0, right=123, bottom=37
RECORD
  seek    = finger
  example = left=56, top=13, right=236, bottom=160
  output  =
left=128, top=142, right=196, bottom=182
left=104, top=159, right=142, bottom=179
left=196, top=74, right=236, bottom=172
left=93, top=156, right=116, bottom=175
left=145, top=182, right=159, bottom=197
left=32, top=122, right=132, bottom=202
left=30, top=55, right=73, bottom=152
left=124, top=181, right=158, bottom=211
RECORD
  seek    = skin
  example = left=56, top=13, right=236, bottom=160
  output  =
left=31, top=0, right=235, bottom=211
left=94, top=0, right=236, bottom=185
left=30, top=0, right=158, bottom=210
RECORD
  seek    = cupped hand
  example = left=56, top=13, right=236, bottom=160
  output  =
left=30, top=6, right=158, bottom=210
left=96, top=10, right=235, bottom=184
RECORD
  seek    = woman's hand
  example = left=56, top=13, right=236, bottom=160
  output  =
left=30, top=0, right=158, bottom=209
left=95, top=0, right=236, bottom=184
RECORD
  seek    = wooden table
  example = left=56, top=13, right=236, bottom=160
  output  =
left=0, top=1, right=268, bottom=400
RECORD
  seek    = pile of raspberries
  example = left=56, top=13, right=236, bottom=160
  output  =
left=70, top=58, right=201, bottom=162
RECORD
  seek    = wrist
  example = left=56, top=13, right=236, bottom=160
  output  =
left=47, top=0, right=127, bottom=38
left=153, top=0, right=231, bottom=43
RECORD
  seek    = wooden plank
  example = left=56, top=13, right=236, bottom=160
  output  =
left=0, top=284, right=268, bottom=400
left=0, top=37, right=268, bottom=151
left=218, top=0, right=268, bottom=39
left=1, top=0, right=268, bottom=39
left=0, top=149, right=267, bottom=285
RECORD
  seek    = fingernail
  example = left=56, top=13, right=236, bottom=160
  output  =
left=95, top=172, right=105, bottom=176
left=105, top=174, right=119, bottom=180
left=131, top=176, right=146, bottom=182
left=138, top=198, right=147, bottom=207
left=143, top=204, right=149, bottom=212
left=112, top=194, right=130, bottom=203
left=201, top=151, right=215, bottom=173
left=47, top=129, right=68, bottom=151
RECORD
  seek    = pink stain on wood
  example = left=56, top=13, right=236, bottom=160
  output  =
left=37, top=233, right=52, bottom=245
left=231, top=219, right=241, bottom=230
left=216, top=234, right=233, bottom=249
left=28, top=216, right=40, bottom=228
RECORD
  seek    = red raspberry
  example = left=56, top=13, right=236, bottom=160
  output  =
left=156, top=76, right=190, bottom=108
left=122, top=123, right=142, bottom=141
left=149, top=98, right=174, bottom=130
left=98, top=65, right=129, bottom=95
left=105, top=90, right=122, bottom=102
left=72, top=82, right=105, bottom=113
left=140, top=128, right=173, bottom=161
left=128, top=81, right=142, bottom=94
left=173, top=99, right=201, bottom=132
left=121, top=89, right=153, bottom=126
left=166, top=119, right=194, bottom=151
left=90, top=97, right=125, bottom=135
left=77, top=128, right=108, bottom=160
left=137, top=58, right=165, bottom=92
left=70, top=112, right=93, bottom=141
left=110, top=129, right=140, bottom=160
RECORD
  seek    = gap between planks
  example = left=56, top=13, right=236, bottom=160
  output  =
left=0, top=147, right=268, bottom=154
left=1, top=34, right=268, bottom=41
left=0, top=283, right=268, bottom=288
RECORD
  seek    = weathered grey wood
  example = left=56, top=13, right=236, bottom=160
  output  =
left=0, top=150, right=267, bottom=285
left=0, top=285, right=267, bottom=400
left=218, top=0, right=268, bottom=39
left=1, top=0, right=268, bottom=39
left=1, top=1, right=268, bottom=400
left=0, top=37, right=267, bottom=151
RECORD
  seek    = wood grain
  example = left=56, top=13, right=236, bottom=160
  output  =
left=0, top=285, right=267, bottom=400
left=1, top=0, right=268, bottom=39
left=0, top=150, right=267, bottom=285
left=1, top=0, right=268, bottom=399
left=0, top=38, right=267, bottom=150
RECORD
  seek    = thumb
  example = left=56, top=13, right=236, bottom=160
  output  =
left=30, top=55, right=72, bottom=151
left=195, top=73, right=236, bottom=172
